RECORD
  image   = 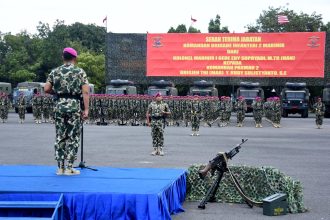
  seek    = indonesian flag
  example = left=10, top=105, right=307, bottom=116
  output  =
left=103, top=16, right=107, bottom=23
left=278, top=15, right=289, bottom=24
left=191, top=16, right=197, bottom=22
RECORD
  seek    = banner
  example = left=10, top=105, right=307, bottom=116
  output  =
left=147, top=32, right=325, bottom=78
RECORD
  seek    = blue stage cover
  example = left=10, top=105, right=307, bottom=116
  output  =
left=0, top=165, right=187, bottom=220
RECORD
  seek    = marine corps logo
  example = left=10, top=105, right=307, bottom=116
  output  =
left=307, top=36, right=320, bottom=48
left=152, top=37, right=163, bottom=48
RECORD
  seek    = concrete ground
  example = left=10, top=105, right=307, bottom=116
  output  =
left=0, top=113, right=329, bottom=220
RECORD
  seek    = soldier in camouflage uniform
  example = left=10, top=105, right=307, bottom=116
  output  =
left=235, top=96, right=247, bottom=127
left=42, top=94, right=52, bottom=123
left=146, top=93, right=171, bottom=156
left=0, top=93, right=7, bottom=123
left=218, top=96, right=226, bottom=127
left=17, top=92, right=26, bottom=123
left=190, top=96, right=202, bottom=136
left=45, top=47, right=89, bottom=175
left=313, top=97, right=325, bottom=129
left=32, top=93, right=43, bottom=124
left=272, top=97, right=282, bottom=128
left=252, top=96, right=264, bottom=128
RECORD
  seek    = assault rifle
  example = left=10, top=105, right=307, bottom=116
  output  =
left=197, top=139, right=263, bottom=209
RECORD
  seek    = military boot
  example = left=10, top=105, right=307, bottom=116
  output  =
left=64, top=163, right=80, bottom=175
left=56, top=161, right=65, bottom=175
left=159, top=147, right=164, bottom=156
left=151, top=147, right=158, bottom=156
left=64, top=168, right=80, bottom=175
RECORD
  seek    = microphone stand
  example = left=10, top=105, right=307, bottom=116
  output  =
left=75, top=116, right=98, bottom=171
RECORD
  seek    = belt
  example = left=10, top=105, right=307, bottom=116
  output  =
left=151, top=116, right=163, bottom=120
left=57, top=94, right=81, bottom=99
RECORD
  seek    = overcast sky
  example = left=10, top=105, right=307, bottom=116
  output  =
left=0, top=0, right=329, bottom=35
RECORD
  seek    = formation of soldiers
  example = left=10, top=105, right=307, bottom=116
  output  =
left=264, top=97, right=282, bottom=128
left=86, top=94, right=291, bottom=129
left=31, top=93, right=54, bottom=124
left=0, top=92, right=10, bottom=123
left=2, top=93, right=327, bottom=130
left=88, top=94, right=220, bottom=127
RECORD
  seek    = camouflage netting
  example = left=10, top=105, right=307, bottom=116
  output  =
left=186, top=164, right=307, bottom=213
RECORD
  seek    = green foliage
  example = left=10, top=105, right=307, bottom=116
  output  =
left=0, top=21, right=106, bottom=88
left=10, top=70, right=36, bottom=84
left=168, top=24, right=200, bottom=33
left=208, top=14, right=230, bottom=33
left=188, top=26, right=201, bottom=33
left=77, top=52, right=105, bottom=93
left=246, top=6, right=324, bottom=32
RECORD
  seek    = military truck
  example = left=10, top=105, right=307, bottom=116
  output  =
left=281, top=82, right=309, bottom=118
left=188, top=80, right=218, bottom=96
left=12, top=82, right=45, bottom=113
left=236, top=82, right=264, bottom=113
left=147, top=80, right=178, bottom=96
left=0, top=82, right=12, bottom=97
left=106, top=79, right=137, bottom=95
left=322, top=83, right=330, bottom=118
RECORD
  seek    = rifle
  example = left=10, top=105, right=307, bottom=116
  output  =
left=199, top=139, right=248, bottom=179
left=197, top=139, right=263, bottom=209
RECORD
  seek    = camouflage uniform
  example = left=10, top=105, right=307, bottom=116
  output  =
left=235, top=98, right=247, bottom=127
left=313, top=100, right=325, bottom=128
left=0, top=94, right=10, bottom=123
left=42, top=95, right=52, bottom=123
left=191, top=98, right=202, bottom=136
left=272, top=98, right=282, bottom=128
left=0, top=93, right=7, bottom=123
left=17, top=94, right=26, bottom=123
left=147, top=100, right=170, bottom=155
left=32, top=94, right=43, bottom=123
left=47, top=62, right=88, bottom=171
left=252, top=98, right=264, bottom=128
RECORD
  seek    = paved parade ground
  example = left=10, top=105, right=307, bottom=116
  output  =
left=0, top=112, right=329, bottom=220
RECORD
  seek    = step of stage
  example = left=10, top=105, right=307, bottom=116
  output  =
left=0, top=194, right=63, bottom=220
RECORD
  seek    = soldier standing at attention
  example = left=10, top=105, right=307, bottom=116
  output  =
left=44, top=47, right=89, bottom=175
left=252, top=96, right=264, bottom=128
left=272, top=97, right=282, bottom=128
left=190, top=95, right=202, bottom=136
left=17, top=92, right=26, bottom=123
left=235, top=96, right=247, bottom=127
left=146, top=93, right=171, bottom=156
left=0, top=92, right=6, bottom=123
left=313, top=97, right=325, bottom=129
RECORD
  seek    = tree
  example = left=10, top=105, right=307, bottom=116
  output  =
left=77, top=52, right=105, bottom=93
left=188, top=26, right=201, bottom=33
left=321, top=22, right=330, bottom=33
left=9, top=70, right=36, bottom=85
left=246, top=7, right=324, bottom=33
left=208, top=14, right=230, bottom=33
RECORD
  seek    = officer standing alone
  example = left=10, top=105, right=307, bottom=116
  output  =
left=44, top=47, right=89, bottom=175
left=146, top=93, right=171, bottom=156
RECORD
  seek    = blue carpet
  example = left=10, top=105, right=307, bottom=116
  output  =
left=0, top=165, right=187, bottom=220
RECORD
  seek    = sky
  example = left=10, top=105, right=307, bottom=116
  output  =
left=0, top=0, right=329, bottom=35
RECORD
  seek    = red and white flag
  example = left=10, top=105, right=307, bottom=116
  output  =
left=103, top=16, right=107, bottom=23
left=191, top=16, right=197, bottom=22
left=278, top=15, right=289, bottom=24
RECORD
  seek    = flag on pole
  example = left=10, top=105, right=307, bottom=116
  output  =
left=103, top=16, right=107, bottom=23
left=191, top=16, right=197, bottom=22
left=278, top=15, right=289, bottom=24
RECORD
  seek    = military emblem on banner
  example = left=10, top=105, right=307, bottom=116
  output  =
left=152, top=37, right=163, bottom=48
left=307, top=36, right=320, bottom=48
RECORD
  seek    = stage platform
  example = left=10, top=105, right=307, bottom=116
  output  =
left=0, top=165, right=187, bottom=220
